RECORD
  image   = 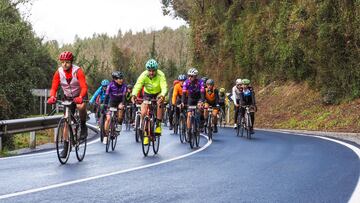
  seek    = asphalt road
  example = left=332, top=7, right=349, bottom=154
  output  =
left=0, top=120, right=359, bottom=203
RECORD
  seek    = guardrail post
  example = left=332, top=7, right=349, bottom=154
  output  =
left=0, top=135, right=2, bottom=151
left=29, top=131, right=36, bottom=149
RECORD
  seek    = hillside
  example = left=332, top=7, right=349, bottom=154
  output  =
left=256, top=82, right=360, bottom=132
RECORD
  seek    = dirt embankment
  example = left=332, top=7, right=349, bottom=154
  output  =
left=255, top=81, right=360, bottom=133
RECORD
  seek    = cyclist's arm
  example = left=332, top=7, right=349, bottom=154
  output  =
left=90, top=86, right=102, bottom=103
left=181, top=81, right=188, bottom=104
left=232, top=86, right=238, bottom=105
left=172, top=84, right=179, bottom=105
left=200, top=80, right=205, bottom=102
left=215, top=89, right=219, bottom=106
left=104, top=84, right=111, bottom=105
left=77, top=68, right=88, bottom=98
left=251, top=89, right=256, bottom=106
left=49, top=70, right=60, bottom=97
left=132, top=72, right=145, bottom=96
left=159, top=72, right=168, bottom=97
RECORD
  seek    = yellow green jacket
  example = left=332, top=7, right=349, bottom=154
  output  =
left=132, top=70, right=168, bottom=97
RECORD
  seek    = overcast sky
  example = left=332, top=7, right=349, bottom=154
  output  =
left=19, top=0, right=187, bottom=45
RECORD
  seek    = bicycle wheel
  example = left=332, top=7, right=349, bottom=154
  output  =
left=141, top=117, right=150, bottom=156
left=218, top=110, right=223, bottom=128
left=106, top=119, right=113, bottom=153
left=152, top=134, right=160, bottom=154
left=135, top=114, right=141, bottom=143
left=111, top=118, right=118, bottom=151
left=75, top=122, right=87, bottom=161
left=246, top=113, right=252, bottom=139
left=56, top=118, right=71, bottom=164
left=195, top=118, right=200, bottom=147
left=179, top=114, right=186, bottom=143
left=173, top=114, right=179, bottom=135
left=189, top=116, right=197, bottom=149
left=125, top=109, right=131, bottom=131
left=207, top=115, right=213, bottom=140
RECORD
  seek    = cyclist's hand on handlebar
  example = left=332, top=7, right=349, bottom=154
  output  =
left=47, top=96, right=57, bottom=105
left=73, top=96, right=83, bottom=104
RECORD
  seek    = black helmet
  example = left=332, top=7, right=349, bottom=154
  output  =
left=112, top=71, right=124, bottom=79
left=201, top=76, right=208, bottom=83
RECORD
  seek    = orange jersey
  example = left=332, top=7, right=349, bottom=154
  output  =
left=205, top=88, right=217, bottom=104
left=172, top=82, right=185, bottom=105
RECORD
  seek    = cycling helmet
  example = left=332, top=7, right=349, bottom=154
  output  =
left=112, top=71, right=124, bottom=79
left=242, top=79, right=251, bottom=85
left=178, top=74, right=186, bottom=81
left=145, top=59, right=158, bottom=70
left=127, top=84, right=133, bottom=89
left=187, top=68, right=198, bottom=76
left=219, top=88, right=225, bottom=93
left=201, top=76, right=208, bottom=83
left=59, top=51, right=73, bottom=61
left=206, top=79, right=214, bottom=86
left=235, top=79, right=243, bottom=85
left=101, top=79, right=110, bottom=86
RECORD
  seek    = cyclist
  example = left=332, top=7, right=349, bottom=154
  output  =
left=201, top=76, right=208, bottom=88
left=204, top=79, right=220, bottom=133
left=89, top=79, right=110, bottom=124
left=172, top=74, right=187, bottom=128
left=231, top=79, right=243, bottom=129
left=131, top=59, right=168, bottom=145
left=218, top=87, right=227, bottom=125
left=103, top=71, right=127, bottom=144
left=240, top=79, right=257, bottom=134
left=47, top=51, right=88, bottom=158
left=181, top=68, right=205, bottom=135
left=167, top=78, right=182, bottom=130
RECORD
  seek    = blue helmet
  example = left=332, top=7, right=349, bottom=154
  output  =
left=178, top=74, right=186, bottom=81
left=145, top=59, right=158, bottom=70
left=101, top=79, right=110, bottom=86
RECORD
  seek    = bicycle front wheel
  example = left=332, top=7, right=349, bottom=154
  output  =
left=56, top=118, right=71, bottom=164
left=207, top=115, right=213, bottom=141
left=141, top=117, right=150, bottom=156
left=135, top=114, right=141, bottom=143
left=152, top=135, right=160, bottom=154
left=111, top=118, right=118, bottom=151
left=179, top=115, right=186, bottom=143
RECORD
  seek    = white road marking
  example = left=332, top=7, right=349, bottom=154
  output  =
left=0, top=135, right=212, bottom=200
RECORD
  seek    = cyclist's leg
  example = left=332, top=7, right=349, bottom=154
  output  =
left=250, top=111, right=255, bottom=133
left=76, top=101, right=88, bottom=139
left=117, top=102, right=125, bottom=131
left=213, top=107, right=218, bottom=132
left=156, top=96, right=164, bottom=134
left=204, top=103, right=209, bottom=125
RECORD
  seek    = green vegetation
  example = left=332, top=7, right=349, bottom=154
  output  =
left=162, top=0, right=360, bottom=103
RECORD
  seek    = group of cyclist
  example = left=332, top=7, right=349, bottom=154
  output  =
left=48, top=51, right=257, bottom=158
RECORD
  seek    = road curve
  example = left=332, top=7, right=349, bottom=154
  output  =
left=0, top=124, right=358, bottom=202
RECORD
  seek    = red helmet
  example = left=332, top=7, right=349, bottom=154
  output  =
left=59, top=51, right=73, bottom=61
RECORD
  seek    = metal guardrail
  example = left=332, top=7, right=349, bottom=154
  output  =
left=0, top=115, right=62, bottom=151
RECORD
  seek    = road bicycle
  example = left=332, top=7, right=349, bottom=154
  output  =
left=141, top=99, right=160, bottom=156
left=55, top=100, right=87, bottom=164
left=187, top=105, right=201, bottom=149
left=106, top=107, right=119, bottom=152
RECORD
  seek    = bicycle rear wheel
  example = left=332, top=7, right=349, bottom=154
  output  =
left=141, top=118, right=150, bottom=156
left=246, top=113, right=252, bottom=139
left=195, top=120, right=200, bottom=147
left=173, top=114, right=179, bottom=135
left=56, top=118, right=71, bottom=164
left=207, top=115, right=213, bottom=140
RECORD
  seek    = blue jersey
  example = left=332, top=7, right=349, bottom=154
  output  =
left=89, top=86, right=107, bottom=104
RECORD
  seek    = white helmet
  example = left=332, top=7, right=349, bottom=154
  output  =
left=236, top=79, right=243, bottom=85
left=187, top=68, right=198, bottom=76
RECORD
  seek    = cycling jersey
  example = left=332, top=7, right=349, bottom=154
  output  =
left=104, top=81, right=127, bottom=105
left=218, top=92, right=226, bottom=105
left=231, top=85, right=243, bottom=105
left=240, top=87, right=256, bottom=106
left=50, top=65, right=88, bottom=98
left=132, top=70, right=168, bottom=97
left=89, top=86, right=107, bottom=104
left=205, top=88, right=219, bottom=106
left=172, top=82, right=186, bottom=105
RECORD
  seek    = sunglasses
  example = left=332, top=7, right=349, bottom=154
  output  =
left=188, top=75, right=195, bottom=78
